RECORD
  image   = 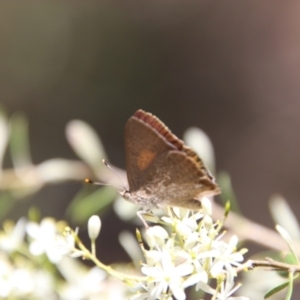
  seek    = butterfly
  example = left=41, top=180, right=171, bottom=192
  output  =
left=86, top=109, right=220, bottom=227
left=122, top=109, right=220, bottom=214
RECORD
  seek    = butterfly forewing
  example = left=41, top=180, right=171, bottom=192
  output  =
left=125, top=114, right=176, bottom=192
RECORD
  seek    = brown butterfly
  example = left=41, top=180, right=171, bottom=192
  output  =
left=121, top=109, right=220, bottom=214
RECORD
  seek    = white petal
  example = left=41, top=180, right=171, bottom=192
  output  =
left=169, top=282, right=186, bottom=300
left=197, top=249, right=218, bottom=259
left=144, top=250, right=161, bottom=266
left=229, top=235, right=238, bottom=248
left=230, top=252, right=244, bottom=263
left=40, top=219, right=56, bottom=236
left=184, top=271, right=208, bottom=288
left=176, top=222, right=191, bottom=237
left=145, top=226, right=168, bottom=248
left=175, top=263, right=193, bottom=277
left=26, top=223, right=40, bottom=239
left=201, top=198, right=212, bottom=216
left=141, top=266, right=161, bottom=277
left=46, top=247, right=63, bottom=264
left=150, top=281, right=167, bottom=299
left=210, top=261, right=224, bottom=277
left=29, top=241, right=45, bottom=255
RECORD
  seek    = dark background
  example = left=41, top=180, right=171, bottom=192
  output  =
left=1, top=1, right=300, bottom=296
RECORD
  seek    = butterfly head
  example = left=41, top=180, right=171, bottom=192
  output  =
left=120, top=188, right=157, bottom=210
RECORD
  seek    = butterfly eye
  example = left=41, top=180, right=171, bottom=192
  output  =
left=122, top=190, right=131, bottom=199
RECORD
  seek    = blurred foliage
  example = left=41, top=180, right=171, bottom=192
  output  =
left=66, top=186, right=117, bottom=225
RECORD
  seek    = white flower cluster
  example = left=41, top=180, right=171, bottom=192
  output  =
left=0, top=198, right=249, bottom=300
left=132, top=198, right=248, bottom=300
left=0, top=216, right=126, bottom=299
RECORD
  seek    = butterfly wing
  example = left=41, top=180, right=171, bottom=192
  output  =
left=125, top=109, right=220, bottom=209
left=142, top=150, right=219, bottom=209
left=125, top=111, right=177, bottom=191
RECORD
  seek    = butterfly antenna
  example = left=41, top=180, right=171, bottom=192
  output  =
left=84, top=178, right=125, bottom=192
left=84, top=159, right=128, bottom=192
left=102, top=159, right=128, bottom=188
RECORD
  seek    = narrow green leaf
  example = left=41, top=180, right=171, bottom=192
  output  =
left=264, top=272, right=297, bottom=300
left=66, top=186, right=117, bottom=225
left=0, top=107, right=9, bottom=170
left=224, top=201, right=231, bottom=217
left=0, top=193, right=16, bottom=221
left=277, top=254, right=298, bottom=278
left=276, top=225, right=299, bottom=265
left=9, top=112, right=32, bottom=168
left=217, top=171, right=240, bottom=213
left=264, top=281, right=289, bottom=299
left=285, top=271, right=295, bottom=300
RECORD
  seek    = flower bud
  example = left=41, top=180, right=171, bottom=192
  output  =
left=88, top=215, right=101, bottom=240
left=145, top=226, right=168, bottom=248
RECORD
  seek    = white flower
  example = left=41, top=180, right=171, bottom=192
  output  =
left=125, top=204, right=248, bottom=300
left=0, top=218, right=26, bottom=252
left=210, top=235, right=244, bottom=278
left=141, top=249, right=193, bottom=300
left=0, top=255, right=13, bottom=297
left=26, top=218, right=66, bottom=263
left=197, top=278, right=249, bottom=300
left=0, top=252, right=55, bottom=299
left=144, top=249, right=163, bottom=266
left=55, top=228, right=85, bottom=258
left=162, top=208, right=203, bottom=237
left=57, top=257, right=107, bottom=300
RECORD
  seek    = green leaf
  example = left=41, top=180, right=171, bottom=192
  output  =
left=285, top=271, right=295, bottom=300
left=0, top=107, right=9, bottom=170
left=277, top=253, right=298, bottom=278
left=224, top=201, right=231, bottom=217
left=66, top=186, right=117, bottom=225
left=9, top=112, right=32, bottom=168
left=264, top=272, right=297, bottom=300
left=28, top=206, right=41, bottom=222
left=276, top=225, right=299, bottom=265
left=217, top=171, right=240, bottom=213
left=0, top=193, right=16, bottom=221
left=264, top=281, right=289, bottom=299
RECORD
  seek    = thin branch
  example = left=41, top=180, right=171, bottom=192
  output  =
left=237, top=257, right=300, bottom=273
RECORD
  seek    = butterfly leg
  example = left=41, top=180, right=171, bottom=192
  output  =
left=136, top=210, right=150, bottom=229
